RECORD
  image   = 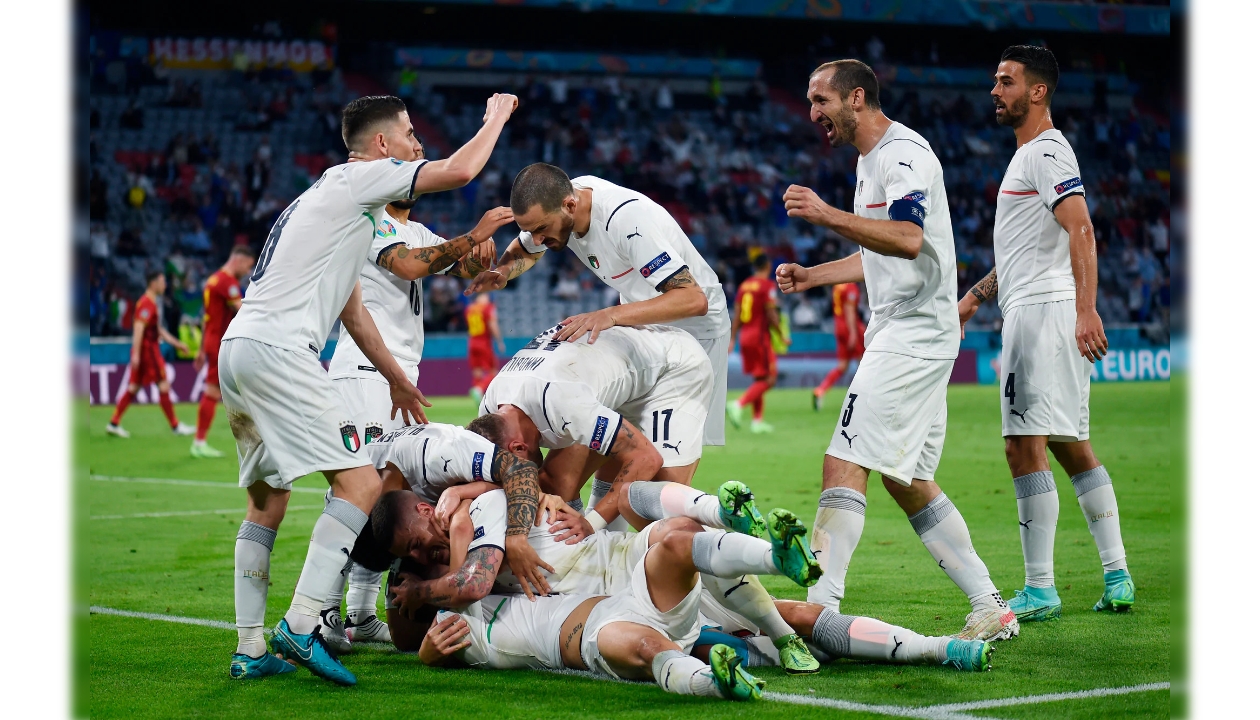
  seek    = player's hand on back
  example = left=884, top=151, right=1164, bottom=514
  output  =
left=419, top=613, right=472, bottom=666
left=547, top=504, right=595, bottom=545
left=776, top=263, right=810, bottom=294
left=555, top=307, right=617, bottom=343
left=1076, top=308, right=1108, bottom=362
left=434, top=488, right=462, bottom=532
left=535, top=493, right=568, bottom=526
left=390, top=380, right=432, bottom=425
left=483, top=93, right=519, bottom=123
left=505, top=535, right=554, bottom=601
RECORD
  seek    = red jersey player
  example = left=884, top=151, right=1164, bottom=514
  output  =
left=105, top=269, right=193, bottom=438
left=465, top=292, right=505, bottom=401
left=812, top=281, right=866, bottom=410
left=191, top=246, right=257, bottom=457
left=727, top=254, right=786, bottom=433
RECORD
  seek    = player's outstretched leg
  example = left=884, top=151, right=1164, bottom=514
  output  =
left=766, top=509, right=823, bottom=588
left=700, top=573, right=819, bottom=674
left=1008, top=470, right=1063, bottom=621
left=625, top=481, right=727, bottom=533
left=709, top=644, right=765, bottom=701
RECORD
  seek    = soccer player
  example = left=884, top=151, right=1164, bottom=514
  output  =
left=957, top=45, right=1134, bottom=620
left=464, top=292, right=505, bottom=402
left=105, top=270, right=195, bottom=438
left=775, top=60, right=1017, bottom=641
left=727, top=253, right=784, bottom=434
left=223, top=92, right=516, bottom=685
left=812, top=281, right=865, bottom=410
left=465, top=164, right=730, bottom=452
left=190, top=246, right=256, bottom=457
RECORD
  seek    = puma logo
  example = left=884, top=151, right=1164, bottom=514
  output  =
left=662, top=441, right=681, bottom=454
left=717, top=534, right=726, bottom=550
left=340, top=547, right=351, bottom=559
left=1009, top=408, right=1027, bottom=423
left=840, top=430, right=857, bottom=447
left=1018, top=519, right=1031, bottom=529
left=891, top=636, right=903, bottom=659
left=811, top=549, right=822, bottom=559
left=561, top=420, right=572, bottom=432
left=898, top=160, right=914, bottom=171
left=724, top=577, right=750, bottom=597
left=627, top=228, right=642, bottom=240
left=1043, top=152, right=1057, bottom=160
left=938, top=559, right=946, bottom=570
left=442, top=457, right=453, bottom=472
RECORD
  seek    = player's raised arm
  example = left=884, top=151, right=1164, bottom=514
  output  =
left=784, top=184, right=923, bottom=259
left=1054, top=194, right=1108, bottom=362
left=957, top=268, right=998, bottom=339
left=380, top=207, right=515, bottom=281
left=776, top=252, right=864, bottom=294
left=338, top=281, right=431, bottom=423
left=410, top=94, right=518, bottom=196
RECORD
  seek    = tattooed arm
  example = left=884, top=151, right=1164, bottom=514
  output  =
left=463, top=238, right=544, bottom=293
left=379, top=207, right=515, bottom=281
left=957, top=267, right=997, bottom=339
left=491, top=448, right=556, bottom=599
left=553, top=267, right=709, bottom=343
left=586, top=421, right=663, bottom=526
left=392, top=546, right=503, bottom=612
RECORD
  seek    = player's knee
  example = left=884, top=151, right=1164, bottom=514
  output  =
left=657, top=526, right=700, bottom=562
left=635, top=635, right=677, bottom=667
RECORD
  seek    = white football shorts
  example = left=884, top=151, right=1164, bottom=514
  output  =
left=619, top=340, right=713, bottom=467
left=219, top=338, right=370, bottom=489
left=825, top=350, right=952, bottom=485
left=999, top=300, right=1091, bottom=441
left=332, top=376, right=406, bottom=445
left=443, top=593, right=590, bottom=671
left=695, top=332, right=729, bottom=447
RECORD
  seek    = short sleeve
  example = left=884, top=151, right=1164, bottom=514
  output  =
left=517, top=231, right=548, bottom=255
left=227, top=283, right=241, bottom=299
left=609, top=208, right=688, bottom=291
left=369, top=216, right=407, bottom=263
left=545, top=382, right=624, bottom=455
left=344, top=158, right=429, bottom=209
left=467, top=490, right=508, bottom=554
left=881, top=148, right=930, bottom=228
left=136, top=302, right=153, bottom=323
left=426, top=428, right=498, bottom=487
left=1031, top=141, right=1085, bottom=211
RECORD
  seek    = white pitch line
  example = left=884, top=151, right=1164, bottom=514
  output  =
left=91, top=505, right=323, bottom=520
left=89, top=474, right=329, bottom=494
left=86, top=605, right=1168, bottom=718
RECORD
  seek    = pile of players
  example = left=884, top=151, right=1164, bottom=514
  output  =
left=133, top=43, right=1136, bottom=699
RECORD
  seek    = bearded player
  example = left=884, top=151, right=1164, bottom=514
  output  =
left=105, top=269, right=195, bottom=438
left=190, top=246, right=256, bottom=458
left=727, top=253, right=784, bottom=434
left=776, top=60, right=1016, bottom=641
left=465, top=292, right=505, bottom=402
left=812, top=281, right=865, bottom=410
left=958, top=45, right=1134, bottom=620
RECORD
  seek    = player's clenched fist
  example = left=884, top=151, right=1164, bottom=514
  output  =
left=783, top=184, right=831, bottom=225
left=776, top=263, right=811, bottom=294
left=483, top=93, right=519, bottom=122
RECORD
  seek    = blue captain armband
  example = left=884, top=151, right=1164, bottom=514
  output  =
left=888, top=192, right=926, bottom=228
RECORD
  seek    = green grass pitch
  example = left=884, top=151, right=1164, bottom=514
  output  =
left=80, top=382, right=1172, bottom=718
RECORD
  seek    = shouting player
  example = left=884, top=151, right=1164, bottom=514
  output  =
left=105, top=269, right=195, bottom=438
left=776, top=60, right=1017, bottom=641
left=466, top=164, right=730, bottom=453
left=465, top=292, right=505, bottom=402
left=223, top=93, right=516, bottom=685
left=812, top=281, right=865, bottom=410
left=958, top=45, right=1134, bottom=620
left=728, top=253, right=784, bottom=434
left=191, top=246, right=256, bottom=458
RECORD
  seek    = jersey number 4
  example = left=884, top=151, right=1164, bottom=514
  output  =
left=1005, top=373, right=1017, bottom=406
left=251, top=199, right=300, bottom=281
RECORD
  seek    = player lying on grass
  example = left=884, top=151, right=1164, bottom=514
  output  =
left=473, top=322, right=713, bottom=532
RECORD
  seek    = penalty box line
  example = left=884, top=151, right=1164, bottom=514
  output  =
left=87, top=605, right=1168, bottom=718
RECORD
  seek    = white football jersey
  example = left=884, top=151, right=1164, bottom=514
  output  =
left=993, top=129, right=1084, bottom=314
left=518, top=176, right=729, bottom=339
left=328, top=214, right=447, bottom=385
left=853, top=122, right=960, bottom=360
left=364, top=423, right=497, bottom=504
left=441, top=593, right=590, bottom=671
left=477, top=324, right=699, bottom=452
left=224, top=158, right=428, bottom=355
left=466, top=489, right=508, bottom=555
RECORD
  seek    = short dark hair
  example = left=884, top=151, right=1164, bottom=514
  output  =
left=812, top=59, right=881, bottom=110
left=466, top=414, right=508, bottom=447
left=145, top=269, right=165, bottom=286
left=510, top=163, right=575, bottom=216
left=341, top=95, right=408, bottom=151
left=229, top=245, right=256, bottom=259
left=752, top=253, right=771, bottom=271
left=1000, top=45, right=1059, bottom=102
left=370, top=488, right=419, bottom=554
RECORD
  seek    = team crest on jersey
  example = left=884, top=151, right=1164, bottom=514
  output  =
left=376, top=219, right=397, bottom=238
left=588, top=255, right=600, bottom=269
left=858, top=180, right=864, bottom=195
left=339, top=421, right=361, bottom=453
left=589, top=415, right=610, bottom=451
left=364, top=422, right=384, bottom=444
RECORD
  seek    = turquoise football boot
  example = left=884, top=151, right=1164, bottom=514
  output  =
left=1008, top=585, right=1063, bottom=621
left=943, top=639, right=993, bottom=672
left=270, top=617, right=357, bottom=686
left=710, top=644, right=765, bottom=701
left=229, top=651, right=296, bottom=679
left=1094, top=569, right=1135, bottom=612
left=717, top=480, right=767, bottom=539
left=767, top=509, right=822, bottom=588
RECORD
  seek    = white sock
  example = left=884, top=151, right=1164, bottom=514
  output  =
left=811, top=609, right=949, bottom=664
left=807, top=487, right=866, bottom=610
left=346, top=564, right=384, bottom=623
left=909, top=494, right=1003, bottom=611
left=1014, top=471, right=1059, bottom=588
left=285, top=497, right=368, bottom=635
left=651, top=650, right=721, bottom=698
left=323, top=566, right=348, bottom=612
left=628, top=481, right=723, bottom=528
left=1072, top=466, right=1128, bottom=572
left=234, top=521, right=275, bottom=657
left=589, top=479, right=613, bottom=511
left=701, top=574, right=794, bottom=641
left=691, top=529, right=776, bottom=578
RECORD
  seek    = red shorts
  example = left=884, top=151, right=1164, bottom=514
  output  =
left=834, top=322, right=867, bottom=363
left=740, top=336, right=776, bottom=379
left=468, top=341, right=496, bottom=372
left=132, top=342, right=168, bottom=387
left=203, top=338, right=221, bottom=386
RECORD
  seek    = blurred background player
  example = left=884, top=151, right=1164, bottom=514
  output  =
left=728, top=253, right=785, bottom=434
left=106, top=269, right=194, bottom=438
left=465, top=292, right=505, bottom=402
left=959, top=45, right=1134, bottom=620
left=812, top=282, right=865, bottom=410
left=191, top=246, right=256, bottom=458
